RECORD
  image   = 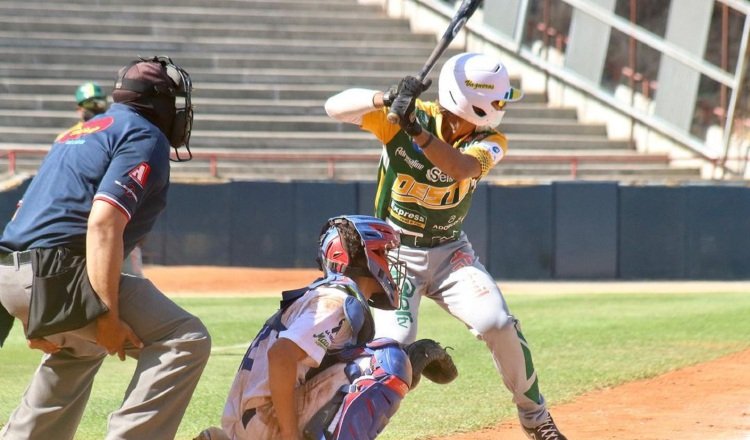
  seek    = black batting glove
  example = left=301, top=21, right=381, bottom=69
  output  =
left=382, top=84, right=398, bottom=107
left=397, top=76, right=431, bottom=98
left=400, top=111, right=423, bottom=137
left=389, top=76, right=431, bottom=137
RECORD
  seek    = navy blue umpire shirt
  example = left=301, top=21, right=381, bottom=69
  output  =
left=0, top=103, right=170, bottom=255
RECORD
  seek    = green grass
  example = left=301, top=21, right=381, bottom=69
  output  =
left=2, top=291, right=750, bottom=439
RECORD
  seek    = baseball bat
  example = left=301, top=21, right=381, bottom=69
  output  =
left=386, top=0, right=483, bottom=124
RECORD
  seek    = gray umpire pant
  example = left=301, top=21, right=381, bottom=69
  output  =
left=0, top=258, right=212, bottom=440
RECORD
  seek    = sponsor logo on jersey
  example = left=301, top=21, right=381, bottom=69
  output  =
left=426, top=167, right=454, bottom=183
left=464, top=79, right=495, bottom=90
left=395, top=147, right=425, bottom=170
left=391, top=173, right=473, bottom=210
left=432, top=214, right=465, bottom=231
left=389, top=204, right=426, bottom=229
left=488, top=142, right=504, bottom=163
left=128, top=162, right=151, bottom=188
left=56, top=116, right=114, bottom=144
left=313, top=318, right=345, bottom=350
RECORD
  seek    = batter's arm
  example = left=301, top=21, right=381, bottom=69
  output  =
left=412, top=129, right=482, bottom=180
left=87, top=201, right=143, bottom=360
left=324, top=88, right=379, bottom=125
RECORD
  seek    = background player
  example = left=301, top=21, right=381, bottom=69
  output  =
left=52, top=81, right=145, bottom=277
left=194, top=215, right=456, bottom=440
left=325, top=52, right=567, bottom=439
left=0, top=56, right=210, bottom=439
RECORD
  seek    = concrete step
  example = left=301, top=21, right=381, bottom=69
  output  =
left=0, top=4, right=410, bottom=27
left=33, top=0, right=365, bottom=7
left=0, top=17, right=429, bottom=42
left=0, top=34, right=443, bottom=58
left=0, top=48, right=443, bottom=72
left=0, top=111, right=604, bottom=136
left=0, top=80, right=547, bottom=103
left=0, top=64, right=445, bottom=87
left=6, top=0, right=383, bottom=14
left=0, top=96, right=572, bottom=119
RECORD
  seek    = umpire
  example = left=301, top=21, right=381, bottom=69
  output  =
left=0, top=56, right=210, bottom=439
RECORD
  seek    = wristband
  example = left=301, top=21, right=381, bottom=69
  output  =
left=419, top=133, right=435, bottom=150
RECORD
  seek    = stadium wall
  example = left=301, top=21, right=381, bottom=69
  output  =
left=2, top=180, right=748, bottom=279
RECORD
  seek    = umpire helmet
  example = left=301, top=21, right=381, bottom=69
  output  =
left=113, top=55, right=194, bottom=161
left=438, top=52, right=523, bottom=127
left=318, top=215, right=404, bottom=310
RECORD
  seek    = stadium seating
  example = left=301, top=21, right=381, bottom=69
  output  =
left=0, top=0, right=702, bottom=182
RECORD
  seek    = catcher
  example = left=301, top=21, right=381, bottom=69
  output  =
left=194, top=215, right=457, bottom=440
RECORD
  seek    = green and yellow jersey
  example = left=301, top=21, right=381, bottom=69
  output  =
left=361, top=100, right=508, bottom=248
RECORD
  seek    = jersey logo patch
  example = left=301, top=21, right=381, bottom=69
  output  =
left=128, top=162, right=151, bottom=188
left=450, top=250, right=474, bottom=270
left=56, top=116, right=114, bottom=143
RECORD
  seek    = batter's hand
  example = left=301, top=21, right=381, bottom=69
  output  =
left=96, top=313, right=143, bottom=361
left=388, top=76, right=431, bottom=136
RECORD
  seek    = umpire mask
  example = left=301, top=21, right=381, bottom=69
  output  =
left=113, top=55, right=194, bottom=162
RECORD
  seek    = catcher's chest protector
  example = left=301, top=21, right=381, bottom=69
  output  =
left=304, top=338, right=411, bottom=440
left=270, top=276, right=375, bottom=346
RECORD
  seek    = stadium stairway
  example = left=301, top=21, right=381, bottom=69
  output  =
left=0, top=0, right=702, bottom=183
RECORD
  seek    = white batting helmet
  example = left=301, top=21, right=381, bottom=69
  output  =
left=438, top=52, right=523, bottom=127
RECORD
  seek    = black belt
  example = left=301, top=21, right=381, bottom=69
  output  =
left=0, top=250, right=33, bottom=266
left=401, top=234, right=458, bottom=249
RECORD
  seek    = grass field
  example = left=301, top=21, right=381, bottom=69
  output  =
left=2, top=290, right=750, bottom=439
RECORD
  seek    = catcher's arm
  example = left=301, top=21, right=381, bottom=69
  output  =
left=405, top=338, right=458, bottom=389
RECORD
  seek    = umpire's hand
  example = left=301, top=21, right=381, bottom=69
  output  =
left=96, top=313, right=143, bottom=361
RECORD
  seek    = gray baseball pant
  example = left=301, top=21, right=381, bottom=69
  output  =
left=372, top=233, right=549, bottom=428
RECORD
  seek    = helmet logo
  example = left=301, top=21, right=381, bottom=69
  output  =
left=464, top=79, right=494, bottom=90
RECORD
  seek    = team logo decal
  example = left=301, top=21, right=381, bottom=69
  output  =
left=450, top=249, right=474, bottom=270
left=56, top=116, right=114, bottom=143
left=128, top=162, right=151, bottom=188
left=313, top=319, right=345, bottom=349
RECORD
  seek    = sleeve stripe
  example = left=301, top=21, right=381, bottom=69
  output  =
left=93, top=194, right=132, bottom=220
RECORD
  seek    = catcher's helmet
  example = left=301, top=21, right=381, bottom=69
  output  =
left=438, top=52, right=523, bottom=127
left=318, top=215, right=404, bottom=310
left=113, top=55, right=194, bottom=161
left=75, top=82, right=107, bottom=114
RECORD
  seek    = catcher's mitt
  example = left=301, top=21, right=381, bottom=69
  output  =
left=405, top=338, right=458, bottom=389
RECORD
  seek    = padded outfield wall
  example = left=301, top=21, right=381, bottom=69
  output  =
left=1, top=180, right=749, bottom=279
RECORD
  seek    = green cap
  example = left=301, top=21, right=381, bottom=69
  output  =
left=75, top=82, right=106, bottom=105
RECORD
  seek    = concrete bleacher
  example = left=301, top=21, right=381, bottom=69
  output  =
left=0, top=0, right=702, bottom=182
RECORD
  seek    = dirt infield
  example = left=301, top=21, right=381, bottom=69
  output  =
left=144, top=266, right=750, bottom=440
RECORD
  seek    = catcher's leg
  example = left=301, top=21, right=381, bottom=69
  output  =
left=304, top=339, right=412, bottom=440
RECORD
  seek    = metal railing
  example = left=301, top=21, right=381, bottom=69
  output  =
left=0, top=146, right=683, bottom=181
left=385, top=0, right=750, bottom=178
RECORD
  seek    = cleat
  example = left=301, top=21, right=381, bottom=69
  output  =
left=523, top=414, right=568, bottom=440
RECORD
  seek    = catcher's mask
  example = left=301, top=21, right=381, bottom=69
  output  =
left=317, top=215, right=405, bottom=310
left=113, top=55, right=194, bottom=161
